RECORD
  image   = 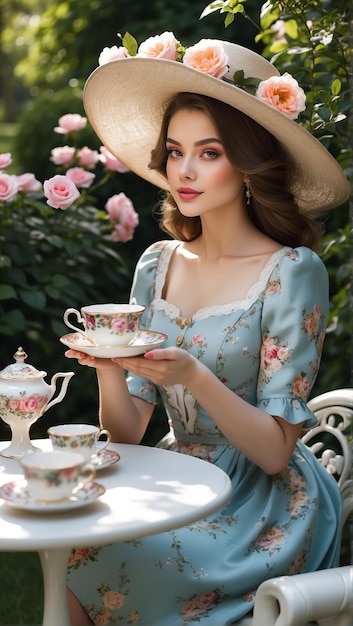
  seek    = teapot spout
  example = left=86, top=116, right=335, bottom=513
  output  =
left=45, top=371, right=75, bottom=412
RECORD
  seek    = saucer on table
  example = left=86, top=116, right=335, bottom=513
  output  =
left=90, top=448, right=120, bottom=469
left=60, top=329, right=168, bottom=358
left=0, top=480, right=105, bottom=513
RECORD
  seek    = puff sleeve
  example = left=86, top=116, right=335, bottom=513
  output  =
left=257, top=247, right=329, bottom=428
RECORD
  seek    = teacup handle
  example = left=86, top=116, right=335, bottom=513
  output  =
left=63, top=308, right=85, bottom=333
left=72, top=464, right=96, bottom=494
left=63, top=308, right=95, bottom=343
left=95, top=429, right=111, bottom=452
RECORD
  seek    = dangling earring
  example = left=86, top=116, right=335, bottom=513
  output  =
left=245, top=178, right=251, bottom=205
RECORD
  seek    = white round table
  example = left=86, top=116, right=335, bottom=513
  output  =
left=0, top=439, right=232, bottom=626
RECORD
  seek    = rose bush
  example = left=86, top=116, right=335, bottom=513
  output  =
left=0, top=113, right=140, bottom=426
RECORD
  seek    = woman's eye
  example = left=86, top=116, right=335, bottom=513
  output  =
left=203, top=149, right=218, bottom=159
left=167, top=148, right=182, bottom=158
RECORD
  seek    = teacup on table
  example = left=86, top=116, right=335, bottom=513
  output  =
left=48, top=424, right=111, bottom=462
left=63, top=303, right=145, bottom=346
left=20, top=450, right=95, bottom=502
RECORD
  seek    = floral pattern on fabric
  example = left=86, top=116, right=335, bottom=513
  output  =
left=67, top=241, right=342, bottom=626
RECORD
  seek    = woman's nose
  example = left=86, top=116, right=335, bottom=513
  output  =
left=179, top=157, right=196, bottom=180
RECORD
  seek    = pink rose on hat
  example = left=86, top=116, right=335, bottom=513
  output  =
left=99, top=45, right=129, bottom=66
left=137, top=31, right=180, bottom=60
left=256, top=73, right=306, bottom=120
left=183, top=39, right=229, bottom=79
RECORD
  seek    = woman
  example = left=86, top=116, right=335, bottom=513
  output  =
left=66, top=35, right=350, bottom=625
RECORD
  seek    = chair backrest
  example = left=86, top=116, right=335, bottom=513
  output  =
left=303, top=388, right=353, bottom=527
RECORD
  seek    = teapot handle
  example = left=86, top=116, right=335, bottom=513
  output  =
left=45, top=372, right=75, bottom=412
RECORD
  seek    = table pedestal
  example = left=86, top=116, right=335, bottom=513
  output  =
left=39, top=548, right=71, bottom=626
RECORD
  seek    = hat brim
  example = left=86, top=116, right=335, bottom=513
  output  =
left=84, top=57, right=350, bottom=214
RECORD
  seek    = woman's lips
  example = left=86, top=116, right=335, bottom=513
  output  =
left=177, top=187, right=202, bottom=201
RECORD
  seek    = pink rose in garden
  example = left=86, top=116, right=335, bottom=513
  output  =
left=183, top=39, right=229, bottom=78
left=106, top=192, right=139, bottom=242
left=98, top=45, right=129, bottom=66
left=99, top=146, right=130, bottom=173
left=78, top=146, right=100, bottom=169
left=0, top=153, right=12, bottom=169
left=16, top=173, right=42, bottom=194
left=66, top=167, right=95, bottom=188
left=256, top=73, right=306, bottom=119
left=54, top=113, right=87, bottom=134
left=50, top=145, right=76, bottom=166
left=0, top=172, right=19, bottom=202
left=137, top=31, right=180, bottom=60
left=43, top=174, right=80, bottom=209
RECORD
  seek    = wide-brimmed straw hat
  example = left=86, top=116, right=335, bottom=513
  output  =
left=83, top=37, right=350, bottom=214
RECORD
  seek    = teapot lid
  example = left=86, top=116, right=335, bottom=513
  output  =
left=0, top=347, right=45, bottom=379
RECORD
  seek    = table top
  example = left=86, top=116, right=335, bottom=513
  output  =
left=0, top=439, right=232, bottom=551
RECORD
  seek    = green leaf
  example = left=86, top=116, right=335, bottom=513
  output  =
left=46, top=235, right=63, bottom=248
left=0, top=284, right=17, bottom=300
left=0, top=255, right=11, bottom=268
left=44, top=285, right=61, bottom=299
left=51, top=274, right=72, bottom=289
left=122, top=32, right=138, bottom=56
left=18, top=289, right=46, bottom=309
left=0, top=308, right=26, bottom=332
left=224, top=12, right=235, bottom=27
left=285, top=19, right=298, bottom=40
left=331, top=78, right=341, bottom=96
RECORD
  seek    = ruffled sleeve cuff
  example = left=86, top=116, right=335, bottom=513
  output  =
left=258, top=397, right=318, bottom=429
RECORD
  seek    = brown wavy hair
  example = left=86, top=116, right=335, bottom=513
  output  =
left=148, top=92, right=322, bottom=250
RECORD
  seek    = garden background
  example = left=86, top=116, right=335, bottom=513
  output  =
left=0, top=1, right=352, bottom=623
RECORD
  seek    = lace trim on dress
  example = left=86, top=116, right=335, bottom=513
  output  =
left=153, top=240, right=291, bottom=322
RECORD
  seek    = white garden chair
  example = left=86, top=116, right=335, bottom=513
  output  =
left=238, top=388, right=353, bottom=626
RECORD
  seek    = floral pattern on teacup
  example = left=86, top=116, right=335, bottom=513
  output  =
left=52, top=433, right=95, bottom=452
left=85, top=312, right=140, bottom=335
left=24, top=466, right=78, bottom=487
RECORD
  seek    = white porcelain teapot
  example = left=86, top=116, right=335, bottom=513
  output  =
left=0, top=347, right=74, bottom=458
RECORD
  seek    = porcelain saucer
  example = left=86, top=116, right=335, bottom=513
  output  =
left=60, top=329, right=168, bottom=358
left=0, top=480, right=105, bottom=513
left=90, top=448, right=120, bottom=470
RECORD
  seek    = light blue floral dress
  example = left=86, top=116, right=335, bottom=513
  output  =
left=67, top=240, right=342, bottom=625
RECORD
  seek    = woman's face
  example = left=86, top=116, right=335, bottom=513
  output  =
left=165, top=107, right=245, bottom=219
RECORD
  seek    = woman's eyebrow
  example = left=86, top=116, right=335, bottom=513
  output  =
left=166, top=137, right=222, bottom=146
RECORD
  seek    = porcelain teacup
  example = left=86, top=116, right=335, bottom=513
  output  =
left=63, top=303, right=145, bottom=346
left=20, top=450, right=96, bottom=502
left=48, top=424, right=111, bottom=462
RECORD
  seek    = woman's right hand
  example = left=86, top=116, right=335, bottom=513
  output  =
left=65, top=349, right=119, bottom=370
